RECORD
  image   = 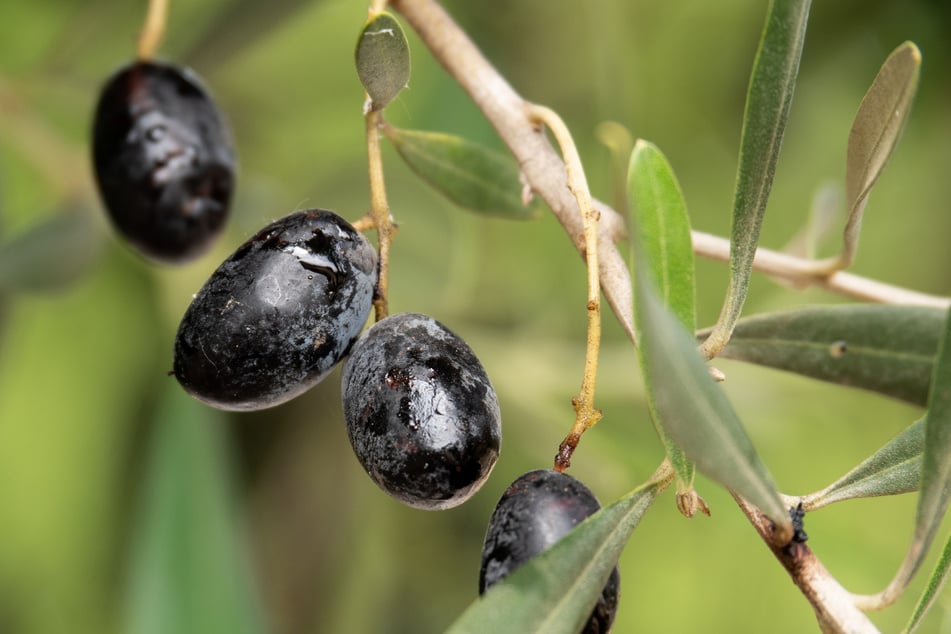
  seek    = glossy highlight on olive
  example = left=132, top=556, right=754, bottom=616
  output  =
left=480, top=469, right=620, bottom=633
left=341, top=312, right=502, bottom=510
left=174, top=209, right=378, bottom=410
left=92, top=60, right=236, bottom=263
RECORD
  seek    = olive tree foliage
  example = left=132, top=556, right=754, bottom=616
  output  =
left=362, top=1, right=951, bottom=631
left=1, top=0, right=950, bottom=633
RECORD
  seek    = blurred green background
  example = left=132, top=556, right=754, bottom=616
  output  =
left=1, top=0, right=950, bottom=632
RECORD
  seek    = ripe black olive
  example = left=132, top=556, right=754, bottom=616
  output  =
left=341, top=312, right=502, bottom=510
left=480, top=470, right=620, bottom=633
left=92, top=60, right=235, bottom=263
left=173, top=209, right=377, bottom=410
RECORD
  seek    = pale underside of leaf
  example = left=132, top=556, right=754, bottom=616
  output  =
left=836, top=42, right=921, bottom=268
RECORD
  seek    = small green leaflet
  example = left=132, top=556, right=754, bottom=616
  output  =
left=355, top=12, right=411, bottom=111
left=835, top=42, right=921, bottom=269
left=701, top=0, right=812, bottom=358
left=709, top=304, right=944, bottom=407
left=802, top=418, right=923, bottom=510
left=445, top=482, right=659, bottom=634
left=384, top=126, right=543, bottom=220
left=123, top=385, right=265, bottom=634
left=628, top=139, right=697, bottom=497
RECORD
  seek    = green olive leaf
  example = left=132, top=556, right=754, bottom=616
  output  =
left=910, top=306, right=951, bottom=583
left=628, top=139, right=697, bottom=497
left=700, top=0, right=812, bottom=358
left=384, top=125, right=543, bottom=220
left=903, top=530, right=951, bottom=634
left=627, top=139, right=695, bottom=331
left=355, top=11, right=411, bottom=111
left=124, top=385, right=266, bottom=634
left=445, top=482, right=660, bottom=634
left=802, top=418, right=923, bottom=510
left=863, top=306, right=951, bottom=605
left=633, top=255, right=789, bottom=530
left=836, top=42, right=921, bottom=269
left=706, top=304, right=944, bottom=406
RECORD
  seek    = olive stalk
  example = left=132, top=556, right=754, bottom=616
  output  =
left=137, top=0, right=169, bottom=61
left=523, top=104, right=604, bottom=472
left=364, top=109, right=397, bottom=321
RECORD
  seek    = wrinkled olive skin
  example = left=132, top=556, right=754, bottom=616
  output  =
left=480, top=470, right=620, bottom=634
left=92, top=61, right=235, bottom=263
left=174, top=209, right=377, bottom=410
left=342, top=313, right=502, bottom=510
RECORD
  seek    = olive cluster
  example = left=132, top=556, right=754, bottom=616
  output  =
left=92, top=55, right=616, bottom=632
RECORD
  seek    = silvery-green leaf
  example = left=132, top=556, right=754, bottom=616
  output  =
left=837, top=42, right=921, bottom=268
left=709, top=304, right=943, bottom=407
left=355, top=12, right=410, bottom=110
left=384, top=126, right=543, bottom=220
left=802, top=418, right=923, bottom=510
left=701, top=0, right=812, bottom=357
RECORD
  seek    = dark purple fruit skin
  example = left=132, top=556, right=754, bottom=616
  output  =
left=341, top=312, right=501, bottom=510
left=480, top=470, right=620, bottom=634
left=92, top=61, right=235, bottom=263
left=174, top=209, right=377, bottom=411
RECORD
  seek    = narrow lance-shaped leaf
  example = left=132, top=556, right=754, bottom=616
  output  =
left=903, top=530, right=951, bottom=634
left=865, top=306, right=951, bottom=605
left=802, top=418, right=923, bottom=510
left=835, top=42, right=921, bottom=269
left=912, top=306, right=951, bottom=577
left=701, top=0, right=812, bottom=358
left=446, top=482, right=660, bottom=634
left=628, top=139, right=698, bottom=501
left=355, top=11, right=410, bottom=111
left=707, top=304, right=944, bottom=407
left=124, top=385, right=266, bottom=634
left=628, top=140, right=696, bottom=330
left=634, top=256, right=789, bottom=530
left=384, top=125, right=543, bottom=220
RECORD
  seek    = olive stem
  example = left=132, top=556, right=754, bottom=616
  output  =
left=365, top=108, right=396, bottom=320
left=524, top=104, right=604, bottom=472
left=137, top=0, right=169, bottom=61
left=734, top=494, right=881, bottom=633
